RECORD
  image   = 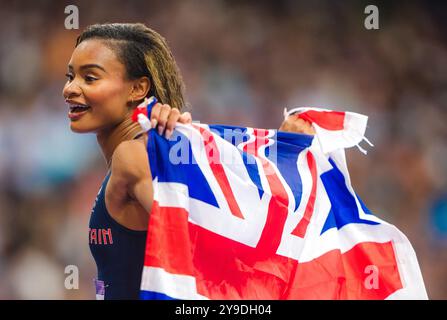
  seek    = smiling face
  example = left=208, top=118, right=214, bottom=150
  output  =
left=62, top=39, right=134, bottom=133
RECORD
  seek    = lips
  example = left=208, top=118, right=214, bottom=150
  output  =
left=66, top=102, right=91, bottom=120
left=69, top=104, right=90, bottom=112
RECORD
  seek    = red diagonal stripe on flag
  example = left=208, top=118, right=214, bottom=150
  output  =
left=242, top=128, right=289, bottom=256
left=194, top=125, right=245, bottom=219
left=291, top=151, right=317, bottom=237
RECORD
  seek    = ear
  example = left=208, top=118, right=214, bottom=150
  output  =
left=128, top=76, right=150, bottom=104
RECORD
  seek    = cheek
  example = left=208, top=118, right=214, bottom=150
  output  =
left=85, top=80, right=130, bottom=116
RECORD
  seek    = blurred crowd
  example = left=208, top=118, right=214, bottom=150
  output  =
left=0, top=0, right=446, bottom=299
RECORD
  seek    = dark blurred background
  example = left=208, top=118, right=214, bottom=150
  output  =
left=0, top=0, right=446, bottom=299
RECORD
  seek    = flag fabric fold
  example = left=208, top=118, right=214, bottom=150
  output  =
left=284, top=107, right=374, bottom=155
left=133, top=100, right=427, bottom=300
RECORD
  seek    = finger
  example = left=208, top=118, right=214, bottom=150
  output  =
left=279, top=121, right=290, bottom=132
left=280, top=116, right=315, bottom=135
left=296, top=122, right=315, bottom=135
left=179, top=111, right=192, bottom=124
left=150, top=103, right=162, bottom=129
left=304, top=122, right=316, bottom=135
left=157, top=104, right=171, bottom=135
left=165, top=108, right=180, bottom=139
left=294, top=117, right=315, bottom=135
left=290, top=115, right=306, bottom=124
left=281, top=117, right=303, bottom=132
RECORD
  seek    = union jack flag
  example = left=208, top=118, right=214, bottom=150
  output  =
left=133, top=99, right=427, bottom=300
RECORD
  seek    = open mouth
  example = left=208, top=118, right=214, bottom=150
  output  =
left=67, top=103, right=91, bottom=120
left=69, top=104, right=91, bottom=113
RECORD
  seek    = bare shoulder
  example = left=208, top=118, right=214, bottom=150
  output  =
left=111, top=138, right=150, bottom=182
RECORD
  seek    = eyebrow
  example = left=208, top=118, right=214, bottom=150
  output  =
left=68, top=64, right=107, bottom=73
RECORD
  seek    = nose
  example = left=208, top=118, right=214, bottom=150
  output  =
left=62, top=79, right=82, bottom=100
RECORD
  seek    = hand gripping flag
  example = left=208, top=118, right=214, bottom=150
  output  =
left=133, top=99, right=427, bottom=300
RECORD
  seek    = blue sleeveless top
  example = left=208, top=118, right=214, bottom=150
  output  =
left=89, top=172, right=147, bottom=300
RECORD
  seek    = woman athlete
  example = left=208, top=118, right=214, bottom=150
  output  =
left=62, top=23, right=314, bottom=300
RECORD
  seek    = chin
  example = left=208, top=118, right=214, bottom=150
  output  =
left=69, top=122, right=95, bottom=134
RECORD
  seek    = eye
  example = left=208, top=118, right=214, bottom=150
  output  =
left=85, top=75, right=98, bottom=82
left=65, top=73, right=74, bottom=81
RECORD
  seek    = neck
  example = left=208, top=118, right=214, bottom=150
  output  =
left=96, top=116, right=143, bottom=168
